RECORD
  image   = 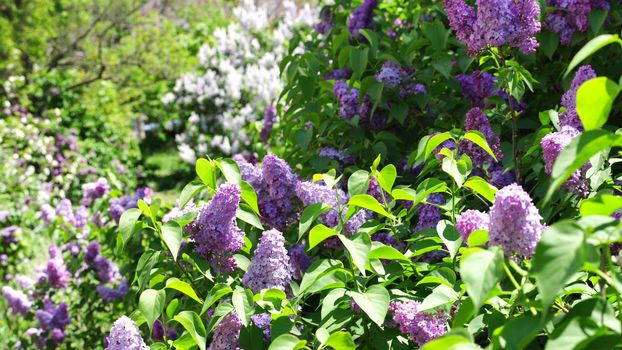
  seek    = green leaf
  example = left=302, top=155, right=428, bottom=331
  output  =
left=437, top=220, right=463, bottom=259
left=466, top=230, right=489, bottom=247
left=240, top=181, right=260, bottom=215
left=422, top=20, right=448, bottom=51
left=166, top=278, right=201, bottom=303
left=294, top=128, right=313, bottom=151
left=236, top=204, right=264, bottom=230
left=425, top=132, right=453, bottom=160
left=442, top=157, right=469, bottom=188
left=269, top=334, right=307, bottom=350
left=321, top=288, right=348, bottom=320
left=217, top=158, right=241, bottom=185
left=349, top=47, right=369, bottom=80
left=463, top=176, right=497, bottom=202
left=545, top=130, right=622, bottom=202
left=200, top=283, right=233, bottom=316
left=390, top=103, right=409, bottom=124
left=173, top=311, right=207, bottom=350
left=589, top=8, right=608, bottom=35
left=232, top=289, right=255, bottom=327
left=565, top=34, right=622, bottom=77
left=540, top=31, right=559, bottom=60
left=139, top=289, right=166, bottom=333
left=162, top=221, right=182, bottom=261
left=350, top=285, right=390, bottom=326
left=463, top=131, right=497, bottom=161
left=298, top=259, right=346, bottom=296
left=420, top=284, right=459, bottom=311
left=324, top=331, right=356, bottom=350
left=369, top=245, right=410, bottom=262
left=134, top=250, right=160, bottom=291
left=576, top=77, right=621, bottom=131
left=348, top=170, right=370, bottom=196
left=299, top=203, right=332, bottom=241
left=492, top=314, right=542, bottom=350
left=377, top=164, right=397, bottom=193
left=348, top=194, right=394, bottom=219
left=179, top=180, right=205, bottom=209
left=460, top=247, right=505, bottom=311
left=580, top=194, right=622, bottom=217
left=118, top=208, right=141, bottom=247
left=309, top=224, right=339, bottom=250
left=532, top=221, right=586, bottom=310
left=422, top=335, right=482, bottom=350
left=196, top=158, right=216, bottom=189
left=339, top=233, right=371, bottom=276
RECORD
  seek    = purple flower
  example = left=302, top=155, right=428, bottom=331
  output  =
left=56, top=199, right=75, bottom=226
left=2, top=286, right=32, bottom=315
left=541, top=126, right=590, bottom=197
left=243, top=229, right=292, bottom=293
left=488, top=162, right=516, bottom=188
left=319, top=147, right=356, bottom=165
left=389, top=300, right=449, bottom=346
left=456, top=70, right=496, bottom=107
left=456, top=209, right=489, bottom=242
left=251, top=313, right=272, bottom=340
left=333, top=80, right=360, bottom=120
left=208, top=312, right=242, bottom=350
left=260, top=104, right=276, bottom=144
left=97, top=279, right=129, bottom=302
left=85, top=242, right=101, bottom=262
left=372, top=232, right=405, bottom=250
left=187, top=183, right=244, bottom=273
left=1, top=225, right=19, bottom=244
left=325, top=68, right=352, bottom=80
left=288, top=244, right=313, bottom=280
left=93, top=256, right=120, bottom=284
left=415, top=193, right=445, bottom=231
left=82, top=178, right=110, bottom=206
left=348, top=0, right=378, bottom=40
left=41, top=204, right=56, bottom=225
left=46, top=245, right=71, bottom=288
left=162, top=200, right=197, bottom=223
left=488, top=183, right=546, bottom=258
left=545, top=0, right=610, bottom=45
left=108, top=187, right=153, bottom=223
left=0, top=210, right=9, bottom=221
left=368, top=177, right=390, bottom=203
left=74, top=205, right=88, bottom=229
left=459, top=107, right=503, bottom=166
left=559, top=65, right=596, bottom=131
left=315, top=8, right=334, bottom=34
left=443, top=0, right=540, bottom=55
left=376, top=61, right=406, bottom=87
left=400, top=83, right=427, bottom=99
left=105, top=316, right=148, bottom=350
left=35, top=299, right=71, bottom=331
left=261, top=155, right=299, bottom=231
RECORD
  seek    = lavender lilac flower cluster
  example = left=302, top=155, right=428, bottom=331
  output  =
left=443, top=0, right=541, bottom=55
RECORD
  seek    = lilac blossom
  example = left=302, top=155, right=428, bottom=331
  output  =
left=456, top=209, right=489, bottom=242
left=2, top=286, right=32, bottom=315
left=251, top=313, right=272, bottom=340
left=108, top=187, right=153, bottom=223
left=104, top=316, right=148, bottom=350
left=541, top=126, right=590, bottom=197
left=559, top=65, right=596, bottom=131
left=456, top=70, right=496, bottom=107
left=288, top=244, right=313, bottom=280
left=243, top=229, right=292, bottom=293
left=208, top=312, right=242, bottom=350
left=82, top=178, right=110, bottom=206
left=348, top=0, right=378, bottom=40
left=389, top=300, right=449, bottom=346
left=488, top=183, right=546, bottom=258
left=187, top=183, right=244, bottom=273
left=546, top=0, right=610, bottom=45
left=415, top=193, right=445, bottom=231
left=460, top=107, right=502, bottom=166
left=315, top=8, right=334, bottom=34
left=333, top=80, right=360, bottom=120
left=46, top=245, right=71, bottom=288
left=260, top=104, right=276, bottom=144
left=325, top=68, right=352, bottom=80
left=376, top=61, right=407, bottom=87
left=35, top=299, right=71, bottom=332
left=97, top=279, right=129, bottom=303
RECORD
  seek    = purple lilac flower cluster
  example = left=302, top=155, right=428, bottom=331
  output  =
left=456, top=70, right=496, bottom=107
left=415, top=193, right=445, bottom=231
left=46, top=245, right=71, bottom=289
left=235, top=154, right=300, bottom=231
left=488, top=184, right=546, bottom=258
left=109, top=187, right=153, bottom=223
left=348, top=0, right=378, bottom=40
left=389, top=300, right=449, bottom=347
left=186, top=183, right=245, bottom=273
left=84, top=242, right=127, bottom=302
left=455, top=209, right=489, bottom=242
left=288, top=244, right=313, bottom=280
left=208, top=312, right=242, bottom=350
left=2, top=286, right=32, bottom=315
left=162, top=200, right=197, bottom=223
left=153, top=320, right=178, bottom=341
left=34, top=299, right=72, bottom=347
left=81, top=178, right=110, bottom=206
left=315, top=8, right=334, bottom=34
left=104, top=316, right=149, bottom=350
left=540, top=126, right=590, bottom=197
left=325, top=68, right=352, bottom=80
left=443, top=0, right=541, bottom=55
left=243, top=229, right=292, bottom=293
left=546, top=0, right=610, bottom=45
left=260, top=104, right=277, bottom=144
left=251, top=313, right=273, bottom=340
left=333, top=80, right=361, bottom=120
left=559, top=65, right=596, bottom=131
left=319, top=147, right=357, bottom=166
left=375, top=61, right=427, bottom=99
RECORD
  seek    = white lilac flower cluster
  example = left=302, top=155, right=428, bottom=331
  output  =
left=166, top=0, right=317, bottom=161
